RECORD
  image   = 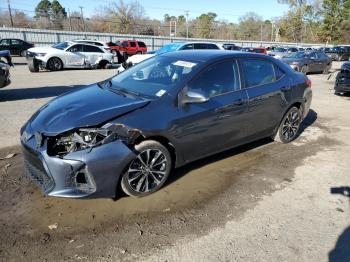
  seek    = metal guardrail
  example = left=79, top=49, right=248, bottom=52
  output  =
left=0, top=27, right=323, bottom=51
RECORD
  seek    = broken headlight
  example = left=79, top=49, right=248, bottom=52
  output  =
left=47, top=124, right=143, bottom=157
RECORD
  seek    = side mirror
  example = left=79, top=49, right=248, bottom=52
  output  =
left=182, top=89, right=209, bottom=104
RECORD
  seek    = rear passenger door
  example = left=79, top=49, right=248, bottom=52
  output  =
left=82, top=45, right=105, bottom=66
left=241, top=58, right=290, bottom=138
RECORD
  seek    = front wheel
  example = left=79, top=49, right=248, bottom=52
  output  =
left=273, top=106, right=302, bottom=143
left=47, top=57, right=63, bottom=71
left=121, top=140, right=172, bottom=197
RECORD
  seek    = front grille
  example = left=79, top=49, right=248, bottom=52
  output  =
left=22, top=145, right=54, bottom=193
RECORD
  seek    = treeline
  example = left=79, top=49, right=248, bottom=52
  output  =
left=0, top=0, right=349, bottom=44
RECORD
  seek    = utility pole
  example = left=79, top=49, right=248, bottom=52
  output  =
left=7, top=0, right=14, bottom=27
left=260, top=23, right=263, bottom=45
left=79, top=6, right=86, bottom=32
left=68, top=8, right=72, bottom=31
left=185, top=10, right=189, bottom=39
left=271, top=22, right=274, bottom=42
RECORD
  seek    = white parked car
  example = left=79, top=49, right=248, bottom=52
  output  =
left=26, top=41, right=114, bottom=72
left=117, top=41, right=224, bottom=74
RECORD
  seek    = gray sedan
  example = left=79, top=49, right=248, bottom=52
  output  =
left=282, top=51, right=332, bottom=74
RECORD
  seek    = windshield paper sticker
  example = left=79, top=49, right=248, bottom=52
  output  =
left=155, top=89, right=167, bottom=97
left=173, top=61, right=197, bottom=68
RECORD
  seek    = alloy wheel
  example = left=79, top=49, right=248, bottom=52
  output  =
left=127, top=149, right=168, bottom=193
left=281, top=110, right=301, bottom=141
left=48, top=58, right=62, bottom=71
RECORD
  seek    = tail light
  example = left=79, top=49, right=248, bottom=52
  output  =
left=306, top=78, right=312, bottom=88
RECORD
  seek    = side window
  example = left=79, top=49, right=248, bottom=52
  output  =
left=242, top=59, right=277, bottom=88
left=130, top=42, right=136, bottom=47
left=193, top=43, right=207, bottom=49
left=274, top=65, right=285, bottom=81
left=138, top=41, right=146, bottom=48
left=0, top=39, right=11, bottom=46
left=11, top=39, right=21, bottom=45
left=206, top=44, right=220, bottom=50
left=83, top=45, right=103, bottom=53
left=122, top=41, right=128, bottom=48
left=188, top=60, right=240, bottom=98
left=180, top=44, right=194, bottom=50
left=67, top=44, right=83, bottom=52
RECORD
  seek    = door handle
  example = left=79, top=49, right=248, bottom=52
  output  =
left=281, top=86, right=292, bottom=92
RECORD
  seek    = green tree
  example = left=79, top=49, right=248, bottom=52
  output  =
left=51, top=0, right=67, bottom=29
left=319, top=0, right=350, bottom=43
left=196, top=12, right=217, bottom=38
left=35, top=0, right=51, bottom=18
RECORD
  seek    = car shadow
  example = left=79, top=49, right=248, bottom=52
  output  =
left=297, top=109, right=318, bottom=137
left=0, top=85, right=84, bottom=102
left=329, top=186, right=350, bottom=262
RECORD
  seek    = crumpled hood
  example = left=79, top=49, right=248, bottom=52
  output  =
left=29, top=84, right=149, bottom=135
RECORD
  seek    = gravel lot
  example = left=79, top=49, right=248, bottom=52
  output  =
left=0, top=58, right=349, bottom=262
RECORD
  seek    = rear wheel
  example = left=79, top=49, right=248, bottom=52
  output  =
left=20, top=50, right=27, bottom=57
left=121, top=140, right=172, bottom=197
left=47, top=57, right=63, bottom=71
left=112, top=50, right=117, bottom=57
left=273, top=106, right=302, bottom=143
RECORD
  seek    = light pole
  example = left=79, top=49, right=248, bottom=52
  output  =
left=185, top=10, right=189, bottom=39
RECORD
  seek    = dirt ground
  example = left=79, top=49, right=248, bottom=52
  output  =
left=0, top=60, right=350, bottom=262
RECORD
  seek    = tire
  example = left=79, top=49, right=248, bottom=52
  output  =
left=337, top=55, right=342, bottom=61
left=20, top=50, right=27, bottom=57
left=47, top=57, right=63, bottom=71
left=28, top=60, right=39, bottom=73
left=273, top=106, right=302, bottom=143
left=112, top=50, right=117, bottom=57
left=121, top=140, right=172, bottom=197
left=301, top=65, right=309, bottom=74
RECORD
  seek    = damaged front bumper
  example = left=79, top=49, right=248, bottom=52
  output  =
left=335, top=72, right=350, bottom=93
left=20, top=124, right=137, bottom=198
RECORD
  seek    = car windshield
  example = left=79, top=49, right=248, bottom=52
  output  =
left=275, top=47, right=287, bottom=52
left=110, top=56, right=199, bottom=99
left=288, top=51, right=306, bottom=58
left=154, top=43, right=183, bottom=55
left=52, top=42, right=71, bottom=50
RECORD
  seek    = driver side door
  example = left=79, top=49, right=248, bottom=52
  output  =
left=176, top=59, right=249, bottom=162
left=64, top=44, right=85, bottom=67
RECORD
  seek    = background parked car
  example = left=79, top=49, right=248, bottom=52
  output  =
left=0, top=50, right=12, bottom=88
left=121, top=41, right=224, bottom=70
left=281, top=51, right=332, bottom=74
left=26, top=41, right=113, bottom=72
left=0, top=38, right=34, bottom=57
left=119, top=40, right=147, bottom=55
left=335, top=61, right=350, bottom=95
left=325, top=46, right=350, bottom=61
left=222, top=43, right=241, bottom=50
left=267, top=47, right=288, bottom=59
left=241, top=47, right=267, bottom=54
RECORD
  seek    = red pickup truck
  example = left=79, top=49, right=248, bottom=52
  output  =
left=108, top=40, right=147, bottom=56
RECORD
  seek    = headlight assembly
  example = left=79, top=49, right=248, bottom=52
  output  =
left=47, top=124, right=144, bottom=157
left=35, top=53, right=47, bottom=57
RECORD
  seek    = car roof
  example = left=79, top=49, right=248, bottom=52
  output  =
left=161, top=50, right=269, bottom=62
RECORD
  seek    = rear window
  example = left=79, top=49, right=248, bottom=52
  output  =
left=206, top=44, right=219, bottom=49
left=242, top=59, right=282, bottom=88
left=138, top=41, right=146, bottom=48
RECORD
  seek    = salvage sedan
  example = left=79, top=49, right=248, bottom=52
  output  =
left=21, top=51, right=312, bottom=198
left=335, top=61, right=350, bottom=95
